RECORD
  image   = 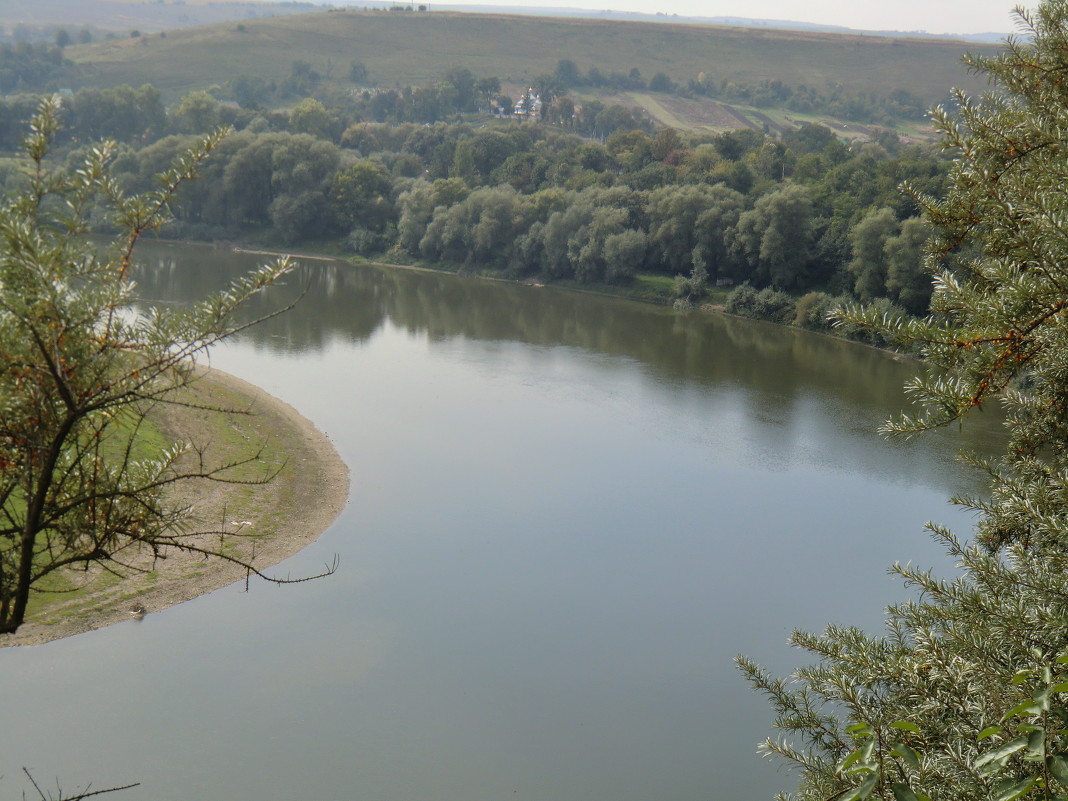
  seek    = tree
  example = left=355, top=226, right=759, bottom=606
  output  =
left=743, top=5, right=1068, bottom=801
left=848, top=206, right=898, bottom=302
left=649, top=71, right=674, bottom=93
left=171, top=90, right=220, bottom=134
left=283, top=59, right=320, bottom=97
left=70, top=84, right=166, bottom=144
left=231, top=73, right=272, bottom=109
left=728, top=183, right=815, bottom=289
left=0, top=98, right=333, bottom=636
left=672, top=249, right=707, bottom=309
left=289, top=97, right=338, bottom=141
left=331, top=159, right=395, bottom=232
left=475, top=76, right=501, bottom=106
left=554, top=59, right=581, bottom=87
left=646, top=183, right=743, bottom=278
left=349, top=60, right=369, bottom=84
left=444, top=66, right=477, bottom=111
left=603, top=229, right=646, bottom=283
left=882, top=216, right=931, bottom=314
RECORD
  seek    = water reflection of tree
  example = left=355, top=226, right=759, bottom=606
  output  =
left=134, top=244, right=922, bottom=406
left=132, top=244, right=1002, bottom=476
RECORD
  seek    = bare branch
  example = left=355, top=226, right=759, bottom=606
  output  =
left=20, top=768, right=139, bottom=801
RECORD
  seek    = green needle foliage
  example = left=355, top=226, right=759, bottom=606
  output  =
left=743, top=4, right=1068, bottom=801
left=0, top=97, right=329, bottom=636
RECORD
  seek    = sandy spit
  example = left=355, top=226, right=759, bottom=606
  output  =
left=1, top=368, right=350, bottom=648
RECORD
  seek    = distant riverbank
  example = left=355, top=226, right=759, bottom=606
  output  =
left=2, top=368, right=349, bottom=648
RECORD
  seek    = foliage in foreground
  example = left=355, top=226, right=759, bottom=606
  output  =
left=0, top=97, right=333, bottom=636
left=743, top=3, right=1068, bottom=801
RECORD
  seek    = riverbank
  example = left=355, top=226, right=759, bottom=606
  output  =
left=1, top=368, right=349, bottom=648
left=230, top=243, right=907, bottom=356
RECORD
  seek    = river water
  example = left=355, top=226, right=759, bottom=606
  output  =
left=0, top=242, right=1003, bottom=801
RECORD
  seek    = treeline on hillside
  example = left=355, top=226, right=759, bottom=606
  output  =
left=4, top=28, right=940, bottom=132
left=232, top=57, right=938, bottom=128
left=0, top=40, right=70, bottom=93
left=230, top=56, right=933, bottom=130
left=0, top=83, right=950, bottom=344
left=686, top=77, right=930, bottom=125
left=0, top=69, right=650, bottom=151
left=550, top=59, right=933, bottom=126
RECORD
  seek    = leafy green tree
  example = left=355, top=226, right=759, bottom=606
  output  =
left=444, top=66, right=477, bottom=111
left=744, top=5, right=1068, bottom=801
left=450, top=139, right=476, bottom=184
left=748, top=139, right=795, bottom=182
left=693, top=187, right=746, bottom=282
left=283, top=59, right=320, bottom=97
left=171, top=90, right=220, bottom=134
left=530, top=74, right=566, bottom=119
left=349, top=60, right=369, bottom=83
left=647, top=183, right=743, bottom=279
left=672, top=249, right=707, bottom=310
left=554, top=59, right=580, bottom=87
left=793, top=290, right=848, bottom=331
left=0, top=41, right=69, bottom=94
left=782, top=122, right=839, bottom=156
left=70, top=84, right=166, bottom=144
left=883, top=216, right=931, bottom=314
left=220, top=132, right=276, bottom=227
left=649, top=72, right=674, bottom=93
left=331, top=159, right=394, bottom=233
left=728, top=183, right=815, bottom=289
left=289, top=97, right=339, bottom=141
left=603, top=229, right=647, bottom=283
left=0, top=95, right=42, bottom=150
left=265, top=134, right=344, bottom=243
left=230, top=73, right=272, bottom=109
left=568, top=205, right=629, bottom=283
left=475, top=76, right=501, bottom=106
left=470, top=129, right=523, bottom=179
left=0, top=99, right=331, bottom=635
left=848, top=206, right=899, bottom=302
left=468, top=185, right=528, bottom=267
left=396, top=177, right=469, bottom=254
left=494, top=151, right=551, bottom=193
left=606, top=129, right=654, bottom=172
left=651, top=128, right=682, bottom=162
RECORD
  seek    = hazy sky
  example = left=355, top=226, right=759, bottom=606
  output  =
left=440, top=0, right=1028, bottom=35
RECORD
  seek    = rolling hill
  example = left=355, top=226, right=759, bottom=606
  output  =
left=65, top=7, right=999, bottom=110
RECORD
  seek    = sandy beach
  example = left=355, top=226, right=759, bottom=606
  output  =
left=1, top=368, right=350, bottom=648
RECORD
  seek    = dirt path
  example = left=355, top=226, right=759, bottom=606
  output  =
left=1, top=369, right=350, bottom=648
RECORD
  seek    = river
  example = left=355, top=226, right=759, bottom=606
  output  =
left=0, top=241, right=1003, bottom=801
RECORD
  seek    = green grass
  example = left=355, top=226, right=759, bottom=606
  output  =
left=627, top=93, right=693, bottom=130
left=631, top=274, right=677, bottom=303
left=19, top=375, right=293, bottom=625
left=4, top=405, right=169, bottom=598
left=18, top=410, right=170, bottom=619
left=66, top=8, right=997, bottom=110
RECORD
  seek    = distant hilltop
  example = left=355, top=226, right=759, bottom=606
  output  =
left=328, top=1, right=1012, bottom=43
left=2, top=0, right=1011, bottom=44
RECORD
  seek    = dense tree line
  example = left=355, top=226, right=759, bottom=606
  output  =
left=0, top=41, right=69, bottom=94
left=686, top=76, right=931, bottom=125
left=0, top=69, right=650, bottom=152
left=0, top=80, right=951, bottom=334
left=548, top=58, right=934, bottom=125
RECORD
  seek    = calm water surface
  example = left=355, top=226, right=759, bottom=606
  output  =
left=0, top=243, right=1003, bottom=800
